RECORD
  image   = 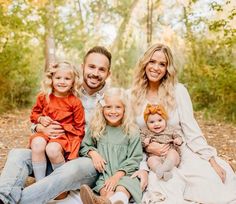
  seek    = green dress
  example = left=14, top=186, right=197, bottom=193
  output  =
left=80, top=125, right=143, bottom=203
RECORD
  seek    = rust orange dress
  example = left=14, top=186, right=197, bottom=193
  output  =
left=30, top=93, right=85, bottom=160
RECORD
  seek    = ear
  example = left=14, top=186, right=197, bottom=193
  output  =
left=107, top=70, right=111, bottom=78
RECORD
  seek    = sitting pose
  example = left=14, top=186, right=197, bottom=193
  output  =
left=29, top=61, right=85, bottom=181
left=80, top=87, right=143, bottom=204
left=131, top=43, right=236, bottom=203
left=141, top=104, right=183, bottom=181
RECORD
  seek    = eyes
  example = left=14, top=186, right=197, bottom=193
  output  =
left=54, top=76, right=72, bottom=81
left=148, top=119, right=163, bottom=124
left=148, top=60, right=166, bottom=68
left=104, top=105, right=123, bottom=110
left=88, top=64, right=107, bottom=73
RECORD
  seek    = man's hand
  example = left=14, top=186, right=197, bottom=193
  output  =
left=131, top=169, right=148, bottom=191
left=36, top=121, right=65, bottom=137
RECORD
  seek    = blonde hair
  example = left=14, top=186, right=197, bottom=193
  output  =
left=89, top=87, right=137, bottom=139
left=131, top=43, right=178, bottom=114
left=41, top=61, right=82, bottom=101
left=144, top=104, right=168, bottom=122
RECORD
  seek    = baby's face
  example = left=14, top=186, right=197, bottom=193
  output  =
left=146, top=113, right=166, bottom=134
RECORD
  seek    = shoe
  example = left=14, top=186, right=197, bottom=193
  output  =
left=54, top=191, right=69, bottom=200
left=113, top=200, right=124, bottom=204
left=80, top=185, right=111, bottom=204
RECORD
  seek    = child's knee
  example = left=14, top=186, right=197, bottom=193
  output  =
left=31, top=137, right=47, bottom=153
left=46, top=142, right=62, bottom=158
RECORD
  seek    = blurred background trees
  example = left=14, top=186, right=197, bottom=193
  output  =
left=0, top=0, right=235, bottom=122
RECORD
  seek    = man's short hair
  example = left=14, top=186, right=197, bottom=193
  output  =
left=83, top=46, right=112, bottom=69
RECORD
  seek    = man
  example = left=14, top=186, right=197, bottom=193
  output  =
left=0, top=46, right=111, bottom=204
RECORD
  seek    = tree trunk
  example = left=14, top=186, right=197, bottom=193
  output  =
left=44, top=0, right=56, bottom=71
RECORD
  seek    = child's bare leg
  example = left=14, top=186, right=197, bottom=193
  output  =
left=100, top=187, right=115, bottom=198
left=46, top=142, right=65, bottom=170
left=147, top=155, right=162, bottom=177
left=31, top=137, right=47, bottom=181
left=160, top=149, right=180, bottom=181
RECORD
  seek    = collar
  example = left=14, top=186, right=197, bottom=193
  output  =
left=81, top=83, right=108, bottom=98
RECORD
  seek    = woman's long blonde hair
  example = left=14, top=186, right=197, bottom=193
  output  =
left=131, top=43, right=178, bottom=114
left=41, top=61, right=82, bottom=101
left=89, top=87, right=138, bottom=139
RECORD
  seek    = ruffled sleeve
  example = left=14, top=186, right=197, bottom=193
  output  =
left=30, top=93, right=46, bottom=123
left=61, top=98, right=85, bottom=138
left=175, top=83, right=217, bottom=160
left=118, top=132, right=143, bottom=175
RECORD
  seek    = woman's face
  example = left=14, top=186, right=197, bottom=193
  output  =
left=145, top=51, right=167, bottom=85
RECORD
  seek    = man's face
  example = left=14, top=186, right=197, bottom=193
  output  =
left=82, top=53, right=110, bottom=92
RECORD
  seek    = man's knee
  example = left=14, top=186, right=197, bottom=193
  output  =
left=8, top=148, right=31, bottom=163
left=57, top=157, right=96, bottom=178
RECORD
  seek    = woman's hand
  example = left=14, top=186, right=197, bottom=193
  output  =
left=36, top=121, right=65, bottom=137
left=145, top=142, right=170, bottom=156
left=209, top=157, right=226, bottom=183
left=131, top=169, right=148, bottom=191
left=88, top=151, right=106, bottom=173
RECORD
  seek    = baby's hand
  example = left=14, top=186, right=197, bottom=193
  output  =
left=38, top=116, right=53, bottom=127
left=143, top=138, right=151, bottom=147
left=173, top=137, right=183, bottom=146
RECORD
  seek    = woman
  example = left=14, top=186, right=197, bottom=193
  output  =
left=131, top=43, right=236, bottom=204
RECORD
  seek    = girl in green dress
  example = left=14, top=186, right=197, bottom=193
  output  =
left=80, top=87, right=143, bottom=204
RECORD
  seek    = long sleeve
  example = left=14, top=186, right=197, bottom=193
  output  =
left=118, top=132, right=143, bottom=175
left=62, top=99, right=85, bottom=138
left=79, top=130, right=98, bottom=157
left=175, top=84, right=217, bottom=160
left=30, top=93, right=45, bottom=123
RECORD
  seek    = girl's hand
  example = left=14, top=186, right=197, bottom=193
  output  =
left=173, top=137, right=183, bottom=146
left=210, top=157, right=226, bottom=183
left=89, top=151, right=106, bottom=173
left=104, top=176, right=119, bottom=192
left=143, top=138, right=151, bottom=147
left=104, top=171, right=125, bottom=192
left=131, top=170, right=148, bottom=191
left=145, top=142, right=170, bottom=157
left=38, top=116, right=53, bottom=127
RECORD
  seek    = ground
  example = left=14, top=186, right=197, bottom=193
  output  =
left=0, top=109, right=235, bottom=172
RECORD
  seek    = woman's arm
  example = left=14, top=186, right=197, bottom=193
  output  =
left=176, top=84, right=217, bottom=160
left=176, top=84, right=225, bottom=182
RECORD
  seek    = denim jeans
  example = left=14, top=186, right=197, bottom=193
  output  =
left=0, top=148, right=98, bottom=204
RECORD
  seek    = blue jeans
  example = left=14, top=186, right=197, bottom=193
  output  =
left=0, top=148, right=98, bottom=204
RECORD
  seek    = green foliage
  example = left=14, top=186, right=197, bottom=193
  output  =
left=180, top=39, right=236, bottom=123
left=0, top=2, right=43, bottom=113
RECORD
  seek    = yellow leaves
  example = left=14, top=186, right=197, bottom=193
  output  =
left=28, top=0, right=49, bottom=7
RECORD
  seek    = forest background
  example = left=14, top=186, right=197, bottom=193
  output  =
left=0, top=0, right=235, bottom=122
